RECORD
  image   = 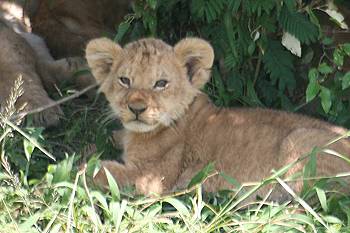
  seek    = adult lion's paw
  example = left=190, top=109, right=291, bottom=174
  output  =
left=23, top=96, right=63, bottom=127
left=31, top=105, right=63, bottom=127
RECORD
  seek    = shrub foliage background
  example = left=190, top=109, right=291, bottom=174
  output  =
left=118, top=0, right=350, bottom=127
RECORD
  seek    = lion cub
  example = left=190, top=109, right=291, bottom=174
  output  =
left=86, top=37, right=350, bottom=202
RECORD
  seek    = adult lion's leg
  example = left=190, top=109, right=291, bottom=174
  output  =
left=18, top=71, right=63, bottom=127
left=0, top=21, right=63, bottom=127
left=21, top=31, right=95, bottom=92
left=37, top=57, right=95, bottom=92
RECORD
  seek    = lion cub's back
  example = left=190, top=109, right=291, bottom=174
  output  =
left=187, top=101, right=349, bottom=194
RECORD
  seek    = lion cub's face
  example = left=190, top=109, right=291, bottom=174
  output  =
left=86, top=38, right=214, bottom=132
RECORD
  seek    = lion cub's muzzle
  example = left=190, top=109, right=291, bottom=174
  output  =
left=128, top=102, right=147, bottom=119
left=126, top=91, right=151, bottom=120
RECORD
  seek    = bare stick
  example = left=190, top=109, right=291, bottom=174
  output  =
left=13, top=83, right=98, bottom=119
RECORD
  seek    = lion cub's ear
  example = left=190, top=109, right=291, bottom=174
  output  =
left=174, top=38, right=214, bottom=89
left=85, top=38, right=123, bottom=83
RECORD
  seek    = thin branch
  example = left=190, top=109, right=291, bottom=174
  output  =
left=13, top=83, right=98, bottom=119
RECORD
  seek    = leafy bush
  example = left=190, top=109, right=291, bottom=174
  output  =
left=117, top=0, right=350, bottom=127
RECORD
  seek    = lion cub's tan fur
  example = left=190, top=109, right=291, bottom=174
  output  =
left=86, top=37, right=350, bottom=201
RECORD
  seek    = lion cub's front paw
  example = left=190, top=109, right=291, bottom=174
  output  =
left=111, top=130, right=125, bottom=149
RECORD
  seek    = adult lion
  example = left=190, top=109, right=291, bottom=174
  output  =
left=0, top=1, right=89, bottom=126
left=86, top=37, right=350, bottom=202
left=30, top=0, right=131, bottom=58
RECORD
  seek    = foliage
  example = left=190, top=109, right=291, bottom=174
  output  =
left=305, top=42, right=350, bottom=125
left=116, top=0, right=350, bottom=127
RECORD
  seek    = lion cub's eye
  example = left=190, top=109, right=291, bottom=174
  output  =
left=118, top=76, right=131, bottom=88
left=153, top=79, right=169, bottom=90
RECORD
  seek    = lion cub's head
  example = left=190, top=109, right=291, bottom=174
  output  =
left=86, top=38, right=214, bottom=132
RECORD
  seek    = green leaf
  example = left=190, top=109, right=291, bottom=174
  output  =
left=146, top=203, right=162, bottom=217
left=302, top=148, right=317, bottom=193
left=191, top=0, right=204, bottom=18
left=333, top=48, right=344, bottom=66
left=301, top=48, right=314, bottom=64
left=304, top=148, right=317, bottom=178
left=263, top=40, right=294, bottom=91
left=23, top=139, right=35, bottom=161
left=320, top=87, right=332, bottom=113
left=283, top=0, right=296, bottom=10
left=52, top=156, right=74, bottom=183
left=318, top=63, right=333, bottom=74
left=246, top=79, right=264, bottom=106
left=279, top=5, right=318, bottom=44
left=163, top=198, right=190, bottom=216
left=323, top=215, right=343, bottom=224
left=306, top=69, right=320, bottom=102
left=187, top=163, right=215, bottom=188
left=322, top=37, right=333, bottom=45
left=229, top=0, right=242, bottom=13
left=307, top=8, right=321, bottom=31
left=83, top=206, right=101, bottom=226
left=54, top=181, right=86, bottom=197
left=110, top=200, right=127, bottom=230
left=91, top=191, right=109, bottom=211
left=226, top=72, right=243, bottom=96
left=86, top=154, right=102, bottom=178
left=19, top=212, right=41, bottom=231
left=308, top=68, right=318, bottom=81
left=248, top=42, right=255, bottom=55
left=192, top=0, right=224, bottom=23
left=114, top=22, right=130, bottom=42
left=147, top=0, right=157, bottom=9
left=289, top=213, right=316, bottom=226
left=342, top=43, right=350, bottom=56
left=342, top=72, right=350, bottom=90
left=219, top=172, right=241, bottom=189
left=243, top=0, right=276, bottom=16
left=104, top=168, right=120, bottom=201
left=315, top=187, right=328, bottom=212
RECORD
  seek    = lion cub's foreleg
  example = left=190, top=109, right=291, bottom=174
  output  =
left=111, top=129, right=125, bottom=149
left=94, top=142, right=185, bottom=195
left=94, top=160, right=138, bottom=190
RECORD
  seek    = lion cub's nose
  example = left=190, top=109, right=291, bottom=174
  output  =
left=128, top=103, right=147, bottom=116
